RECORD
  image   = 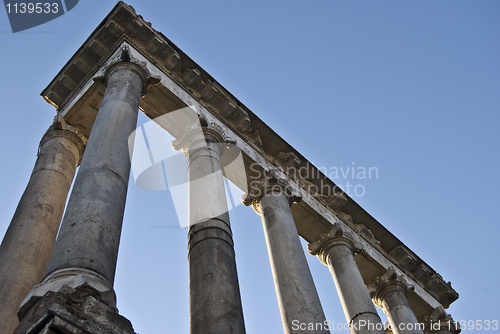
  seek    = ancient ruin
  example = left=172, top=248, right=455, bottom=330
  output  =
left=0, top=2, right=459, bottom=334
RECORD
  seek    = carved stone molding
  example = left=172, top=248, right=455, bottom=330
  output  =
left=203, top=122, right=237, bottom=147
left=42, top=2, right=267, bottom=154
left=422, top=306, right=461, bottom=334
left=181, top=68, right=253, bottom=134
left=93, top=45, right=160, bottom=97
left=318, top=192, right=348, bottom=211
left=354, top=223, right=382, bottom=248
left=368, top=267, right=414, bottom=308
left=40, top=114, right=88, bottom=164
left=242, top=168, right=302, bottom=215
left=18, top=268, right=116, bottom=322
left=307, top=222, right=359, bottom=265
left=389, top=245, right=418, bottom=272
left=274, top=151, right=301, bottom=169
left=15, top=284, right=135, bottom=334
left=172, top=114, right=236, bottom=158
left=37, top=1, right=460, bottom=316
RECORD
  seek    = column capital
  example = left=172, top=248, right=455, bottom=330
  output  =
left=94, top=45, right=160, bottom=97
left=241, top=168, right=302, bottom=215
left=307, top=222, right=358, bottom=265
left=172, top=114, right=236, bottom=157
left=422, top=306, right=461, bottom=334
left=40, top=115, right=87, bottom=164
left=367, top=267, right=414, bottom=308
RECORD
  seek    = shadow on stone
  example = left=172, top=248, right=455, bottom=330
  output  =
left=15, top=284, right=135, bottom=334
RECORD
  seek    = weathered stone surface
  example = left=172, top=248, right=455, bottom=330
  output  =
left=45, top=48, right=152, bottom=284
left=14, top=284, right=135, bottom=334
left=309, top=223, right=385, bottom=334
left=0, top=117, right=85, bottom=334
left=176, top=118, right=245, bottom=334
left=368, top=268, right=423, bottom=334
left=18, top=268, right=116, bottom=321
left=422, top=306, right=461, bottom=334
left=0, top=2, right=458, bottom=331
left=244, top=174, right=328, bottom=334
left=38, top=1, right=459, bottom=314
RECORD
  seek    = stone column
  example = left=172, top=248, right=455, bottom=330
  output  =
left=18, top=46, right=160, bottom=317
left=368, top=268, right=423, bottom=334
left=422, top=306, right=461, bottom=334
left=308, top=223, right=385, bottom=334
left=0, top=117, right=86, bottom=334
left=173, top=118, right=246, bottom=334
left=242, top=171, right=328, bottom=334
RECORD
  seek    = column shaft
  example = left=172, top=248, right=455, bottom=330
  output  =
left=309, top=224, right=385, bottom=334
left=259, top=192, right=328, bottom=334
left=0, top=125, right=83, bottom=334
left=45, top=63, right=143, bottom=285
left=369, top=268, right=423, bottom=334
left=187, top=135, right=245, bottom=334
left=329, top=244, right=384, bottom=334
left=382, top=290, right=423, bottom=334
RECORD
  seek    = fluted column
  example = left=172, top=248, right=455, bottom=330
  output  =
left=0, top=117, right=86, bottom=334
left=308, top=223, right=385, bottom=334
left=242, top=170, right=328, bottom=334
left=18, top=46, right=160, bottom=317
left=173, top=117, right=246, bottom=334
left=368, top=268, right=423, bottom=334
left=422, top=307, right=461, bottom=334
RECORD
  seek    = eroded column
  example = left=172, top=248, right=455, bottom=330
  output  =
left=368, top=267, right=423, bottom=334
left=18, top=47, right=160, bottom=319
left=243, top=171, right=328, bottom=334
left=174, top=119, right=245, bottom=334
left=0, top=117, right=85, bottom=334
left=308, top=223, right=385, bottom=334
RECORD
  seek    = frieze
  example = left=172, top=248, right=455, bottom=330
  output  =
left=274, top=151, right=301, bottom=169
left=354, top=223, right=381, bottom=248
left=40, top=2, right=459, bottom=312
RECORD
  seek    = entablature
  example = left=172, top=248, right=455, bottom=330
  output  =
left=41, top=1, right=458, bottom=320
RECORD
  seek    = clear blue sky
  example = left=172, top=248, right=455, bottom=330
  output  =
left=1, top=1, right=499, bottom=333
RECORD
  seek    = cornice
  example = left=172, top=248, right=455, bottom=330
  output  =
left=41, top=2, right=263, bottom=155
left=39, top=1, right=458, bottom=310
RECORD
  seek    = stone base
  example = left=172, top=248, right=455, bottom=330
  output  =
left=14, top=284, right=135, bottom=334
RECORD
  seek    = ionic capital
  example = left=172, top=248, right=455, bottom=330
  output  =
left=307, top=222, right=357, bottom=265
left=241, top=169, right=302, bottom=215
left=40, top=115, right=88, bottom=164
left=172, top=114, right=236, bottom=158
left=94, top=45, right=160, bottom=97
left=367, top=267, right=414, bottom=308
left=422, top=306, right=461, bottom=334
